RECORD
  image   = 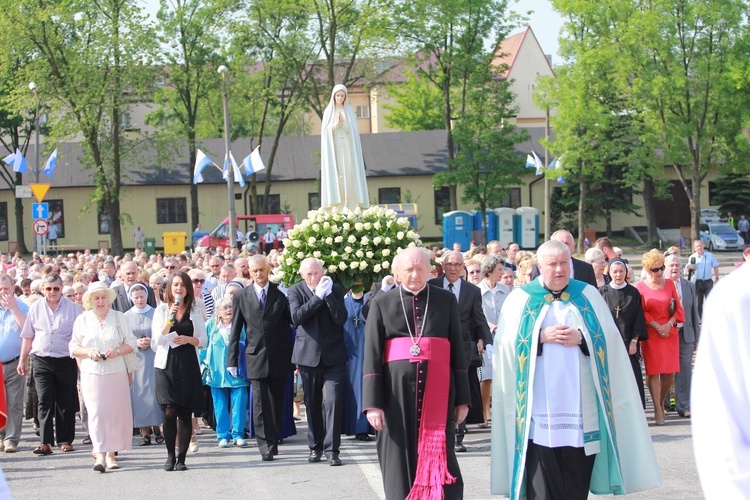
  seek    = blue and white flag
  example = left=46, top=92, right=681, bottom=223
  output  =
left=525, top=153, right=536, bottom=169
left=193, top=149, right=214, bottom=184
left=531, top=151, right=544, bottom=175
left=242, top=146, right=266, bottom=175
left=41, top=148, right=58, bottom=178
left=550, top=156, right=565, bottom=183
left=222, top=151, right=245, bottom=187
left=2, top=148, right=28, bottom=174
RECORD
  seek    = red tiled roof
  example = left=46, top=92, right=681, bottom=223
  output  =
left=492, top=27, right=529, bottom=78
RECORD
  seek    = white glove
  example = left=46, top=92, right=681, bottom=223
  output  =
left=315, top=277, right=333, bottom=298
left=381, top=275, right=395, bottom=292
left=227, top=367, right=238, bottom=378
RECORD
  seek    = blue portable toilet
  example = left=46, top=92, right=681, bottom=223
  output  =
left=442, top=211, right=473, bottom=251
left=472, top=211, right=497, bottom=245
left=493, top=208, right=516, bottom=247
left=515, top=207, right=540, bottom=249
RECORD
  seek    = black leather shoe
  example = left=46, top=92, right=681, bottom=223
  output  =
left=308, top=450, right=323, bottom=463
left=271, top=445, right=279, bottom=456
left=174, top=462, right=187, bottom=472
left=455, top=443, right=467, bottom=453
left=262, top=451, right=274, bottom=461
left=328, top=453, right=342, bottom=466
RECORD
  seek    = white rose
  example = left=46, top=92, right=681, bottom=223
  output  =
left=339, top=262, right=348, bottom=271
left=373, top=236, right=382, bottom=245
left=275, top=270, right=284, bottom=279
left=354, top=222, right=364, bottom=231
left=296, top=251, right=305, bottom=259
left=328, top=265, right=337, bottom=273
left=323, top=222, right=330, bottom=229
left=364, top=222, right=372, bottom=230
left=408, top=242, right=417, bottom=248
left=334, top=236, right=343, bottom=243
left=373, top=221, right=381, bottom=230
left=366, top=251, right=374, bottom=258
left=331, top=225, right=339, bottom=234
left=286, top=258, right=294, bottom=266
left=345, top=246, right=353, bottom=254
left=331, top=251, right=338, bottom=257
left=283, top=238, right=291, bottom=247
left=313, top=251, right=322, bottom=258
left=333, top=214, right=341, bottom=222
left=307, top=210, right=316, bottom=219
left=382, top=261, right=390, bottom=269
left=384, top=237, right=391, bottom=245
left=359, top=261, right=368, bottom=270
left=343, top=222, right=351, bottom=231
left=361, top=236, right=369, bottom=245
left=382, top=249, right=391, bottom=257
left=350, top=262, right=359, bottom=269
left=316, top=215, right=325, bottom=223
left=356, top=250, right=364, bottom=258
left=373, top=264, right=382, bottom=273
left=407, top=230, right=415, bottom=239
left=312, top=224, right=320, bottom=232
left=325, top=237, right=333, bottom=245
left=386, top=220, right=393, bottom=228
left=397, top=231, right=404, bottom=240
left=292, top=240, right=301, bottom=248
left=398, top=218, right=410, bottom=228
left=348, top=235, right=356, bottom=244
left=308, top=236, right=317, bottom=245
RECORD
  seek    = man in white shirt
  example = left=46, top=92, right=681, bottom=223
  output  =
left=685, top=239, right=719, bottom=317
left=261, top=227, right=276, bottom=255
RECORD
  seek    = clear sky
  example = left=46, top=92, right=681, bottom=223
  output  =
left=140, top=0, right=565, bottom=60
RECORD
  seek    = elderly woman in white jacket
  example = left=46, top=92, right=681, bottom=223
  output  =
left=70, top=281, right=137, bottom=472
left=151, top=271, right=207, bottom=472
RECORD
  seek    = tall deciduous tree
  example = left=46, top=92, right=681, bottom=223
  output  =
left=434, top=67, right=529, bottom=235
left=383, top=69, right=444, bottom=131
left=149, top=0, right=227, bottom=232
left=4, top=0, right=156, bottom=255
left=395, top=0, right=517, bottom=210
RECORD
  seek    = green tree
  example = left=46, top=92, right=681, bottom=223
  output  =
left=434, top=68, right=529, bottom=235
left=149, top=0, right=227, bottom=231
left=395, top=0, right=519, bottom=210
left=4, top=0, right=157, bottom=255
left=709, top=174, right=750, bottom=216
left=383, top=69, right=444, bottom=131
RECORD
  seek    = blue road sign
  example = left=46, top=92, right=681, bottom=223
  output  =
left=32, top=202, right=49, bottom=220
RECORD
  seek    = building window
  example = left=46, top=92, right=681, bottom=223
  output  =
left=250, top=194, right=281, bottom=214
left=378, top=187, right=401, bottom=204
left=0, top=202, right=7, bottom=241
left=500, top=188, right=522, bottom=209
left=355, top=105, right=370, bottom=118
left=47, top=199, right=65, bottom=238
left=434, top=186, right=451, bottom=224
left=157, top=198, right=187, bottom=224
left=98, top=210, right=110, bottom=235
left=308, top=193, right=320, bottom=211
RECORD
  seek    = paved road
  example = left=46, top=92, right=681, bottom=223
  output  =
left=1, top=405, right=702, bottom=499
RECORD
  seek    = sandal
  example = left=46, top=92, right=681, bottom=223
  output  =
left=154, top=433, right=164, bottom=444
left=138, top=435, right=152, bottom=446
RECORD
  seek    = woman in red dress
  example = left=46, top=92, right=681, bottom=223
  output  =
left=635, top=250, right=684, bottom=425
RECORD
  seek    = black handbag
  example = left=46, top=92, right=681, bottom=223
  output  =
left=668, top=298, right=677, bottom=317
left=470, top=342, right=483, bottom=368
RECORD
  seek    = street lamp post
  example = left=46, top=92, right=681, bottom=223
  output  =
left=218, top=65, right=237, bottom=250
left=29, top=82, right=43, bottom=254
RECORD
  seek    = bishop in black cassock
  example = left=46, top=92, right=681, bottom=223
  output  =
left=363, top=248, right=470, bottom=500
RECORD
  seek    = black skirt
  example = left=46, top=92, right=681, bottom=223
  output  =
left=155, top=312, right=204, bottom=412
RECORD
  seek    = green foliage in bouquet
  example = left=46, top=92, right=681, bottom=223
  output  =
left=272, top=206, right=422, bottom=291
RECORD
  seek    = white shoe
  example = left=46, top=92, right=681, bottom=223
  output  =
left=218, top=439, right=229, bottom=448
left=4, top=443, right=17, bottom=453
left=234, top=438, right=247, bottom=447
left=189, top=440, right=199, bottom=454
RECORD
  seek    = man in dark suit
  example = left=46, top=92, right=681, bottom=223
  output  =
left=666, top=254, right=700, bottom=418
left=228, top=255, right=293, bottom=461
left=428, top=250, right=491, bottom=452
left=112, top=260, right=156, bottom=312
left=288, top=258, right=348, bottom=466
left=530, top=230, right=597, bottom=287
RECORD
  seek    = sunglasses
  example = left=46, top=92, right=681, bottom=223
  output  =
left=650, top=266, right=665, bottom=273
left=45, top=286, right=61, bottom=292
left=192, top=279, right=205, bottom=284
left=166, top=265, right=177, bottom=270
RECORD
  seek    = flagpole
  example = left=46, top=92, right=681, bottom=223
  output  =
left=544, top=107, right=550, bottom=242
left=218, top=65, right=236, bottom=250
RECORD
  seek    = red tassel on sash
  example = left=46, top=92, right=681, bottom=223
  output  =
left=385, top=337, right=456, bottom=500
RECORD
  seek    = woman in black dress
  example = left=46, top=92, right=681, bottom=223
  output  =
left=599, top=258, right=648, bottom=407
left=151, top=271, right=206, bottom=471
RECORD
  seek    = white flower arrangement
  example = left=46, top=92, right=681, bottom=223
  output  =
left=273, top=206, right=421, bottom=291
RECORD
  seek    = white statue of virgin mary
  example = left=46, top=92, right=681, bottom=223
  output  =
left=320, top=84, right=370, bottom=211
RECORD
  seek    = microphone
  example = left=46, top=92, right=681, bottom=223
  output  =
left=170, top=294, right=182, bottom=324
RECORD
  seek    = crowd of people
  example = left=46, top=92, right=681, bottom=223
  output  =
left=0, top=231, right=744, bottom=497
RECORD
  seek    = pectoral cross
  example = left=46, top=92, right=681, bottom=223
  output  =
left=353, top=316, right=360, bottom=327
left=614, top=305, right=621, bottom=318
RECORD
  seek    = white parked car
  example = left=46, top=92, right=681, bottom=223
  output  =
left=699, top=223, right=744, bottom=251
